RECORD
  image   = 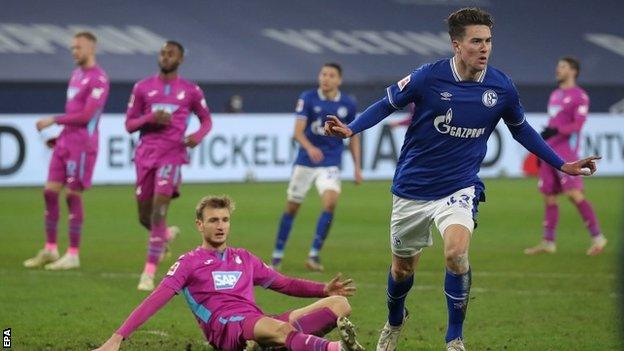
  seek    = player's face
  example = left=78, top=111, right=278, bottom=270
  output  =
left=70, top=37, right=95, bottom=67
left=318, top=66, right=342, bottom=93
left=158, top=44, right=183, bottom=74
left=453, top=25, right=491, bottom=72
left=556, top=60, right=575, bottom=84
left=196, top=208, right=230, bottom=249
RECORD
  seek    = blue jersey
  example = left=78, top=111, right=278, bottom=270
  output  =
left=387, top=57, right=526, bottom=200
left=294, top=89, right=357, bottom=167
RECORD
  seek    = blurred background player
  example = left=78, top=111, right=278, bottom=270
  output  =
left=92, top=195, right=364, bottom=351
left=324, top=8, right=600, bottom=351
left=125, top=41, right=213, bottom=291
left=524, top=57, right=607, bottom=256
left=270, top=63, right=362, bottom=272
left=24, top=31, right=109, bottom=270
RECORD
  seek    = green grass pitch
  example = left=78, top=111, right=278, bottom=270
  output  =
left=0, top=178, right=622, bottom=350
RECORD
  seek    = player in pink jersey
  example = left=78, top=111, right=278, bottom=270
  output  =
left=525, top=57, right=606, bottom=256
left=93, top=195, right=364, bottom=351
left=24, top=31, right=110, bottom=270
left=125, top=41, right=213, bottom=291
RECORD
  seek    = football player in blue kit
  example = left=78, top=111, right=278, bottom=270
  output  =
left=325, top=8, right=599, bottom=351
left=271, top=63, right=362, bottom=272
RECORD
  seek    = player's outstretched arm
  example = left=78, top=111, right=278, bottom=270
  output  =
left=325, top=97, right=396, bottom=138
left=92, top=285, right=176, bottom=350
left=561, top=156, right=601, bottom=176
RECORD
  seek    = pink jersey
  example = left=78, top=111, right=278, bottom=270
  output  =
left=54, top=65, right=109, bottom=153
left=126, top=75, right=212, bottom=166
left=161, top=246, right=324, bottom=341
left=546, top=86, right=589, bottom=160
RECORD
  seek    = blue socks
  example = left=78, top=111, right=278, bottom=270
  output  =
left=308, top=211, right=333, bottom=257
left=444, top=268, right=471, bottom=342
left=272, top=213, right=294, bottom=262
left=387, top=269, right=414, bottom=326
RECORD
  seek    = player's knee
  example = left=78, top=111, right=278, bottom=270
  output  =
left=566, top=191, right=584, bottom=204
left=327, top=295, right=351, bottom=317
left=272, top=322, right=296, bottom=343
left=150, top=205, right=167, bottom=224
left=139, top=215, right=151, bottom=229
left=322, top=202, right=336, bottom=213
left=391, top=264, right=414, bottom=281
left=445, top=250, right=469, bottom=274
left=285, top=202, right=300, bottom=216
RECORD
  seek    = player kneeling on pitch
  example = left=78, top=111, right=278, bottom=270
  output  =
left=93, top=195, right=364, bottom=351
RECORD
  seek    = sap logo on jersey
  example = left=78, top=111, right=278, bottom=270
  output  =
left=433, top=108, right=485, bottom=138
left=212, top=271, right=243, bottom=290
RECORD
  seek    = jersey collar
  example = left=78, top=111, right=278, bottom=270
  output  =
left=317, top=88, right=341, bottom=102
left=450, top=57, right=487, bottom=83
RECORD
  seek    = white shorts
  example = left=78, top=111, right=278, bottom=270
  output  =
left=390, top=186, right=478, bottom=257
left=287, top=165, right=341, bottom=203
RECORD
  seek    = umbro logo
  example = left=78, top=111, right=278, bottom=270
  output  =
left=440, top=92, right=452, bottom=101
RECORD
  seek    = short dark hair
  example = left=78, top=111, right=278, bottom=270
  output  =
left=559, top=56, right=581, bottom=78
left=165, top=40, right=185, bottom=56
left=322, top=62, right=342, bottom=77
left=74, top=31, right=97, bottom=43
left=447, top=7, right=494, bottom=41
left=195, top=195, right=235, bottom=220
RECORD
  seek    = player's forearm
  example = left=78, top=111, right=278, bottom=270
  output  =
left=294, top=131, right=316, bottom=152
left=189, top=110, right=213, bottom=142
left=54, top=104, right=100, bottom=126
left=509, top=122, right=565, bottom=170
left=348, top=97, right=395, bottom=135
left=269, top=275, right=326, bottom=298
left=349, top=134, right=362, bottom=169
left=125, top=113, right=155, bottom=133
left=116, top=285, right=175, bottom=338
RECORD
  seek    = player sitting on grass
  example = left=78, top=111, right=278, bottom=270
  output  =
left=93, top=195, right=364, bottom=351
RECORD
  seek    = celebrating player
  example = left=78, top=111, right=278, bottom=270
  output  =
left=324, top=8, right=599, bottom=351
left=524, top=57, right=606, bottom=256
left=271, top=63, right=362, bottom=272
left=125, top=41, right=213, bottom=291
left=92, top=195, right=364, bottom=351
left=24, top=31, right=109, bottom=270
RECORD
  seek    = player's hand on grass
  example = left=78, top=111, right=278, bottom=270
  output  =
left=354, top=168, right=363, bottom=185
left=561, top=156, right=600, bottom=176
left=154, top=110, right=172, bottom=125
left=306, top=146, right=324, bottom=164
left=323, top=273, right=356, bottom=297
left=324, top=115, right=353, bottom=138
left=36, top=117, right=55, bottom=131
left=92, top=333, right=123, bottom=351
left=184, top=135, right=199, bottom=148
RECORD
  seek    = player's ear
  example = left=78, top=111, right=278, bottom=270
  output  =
left=195, top=218, right=203, bottom=231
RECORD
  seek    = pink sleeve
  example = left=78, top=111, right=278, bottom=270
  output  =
left=125, top=83, right=155, bottom=133
left=268, top=274, right=327, bottom=298
left=558, top=94, right=589, bottom=135
left=160, top=254, right=193, bottom=293
left=187, top=86, right=213, bottom=143
left=55, top=77, right=109, bottom=126
left=116, top=284, right=176, bottom=338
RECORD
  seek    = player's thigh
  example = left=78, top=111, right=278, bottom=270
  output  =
left=46, top=147, right=67, bottom=186
left=287, top=165, right=316, bottom=203
left=135, top=161, right=156, bottom=201
left=390, top=195, right=436, bottom=258
left=154, top=164, right=183, bottom=199
left=66, top=151, right=97, bottom=192
left=314, top=166, right=341, bottom=198
left=434, top=186, right=479, bottom=236
left=538, top=164, right=562, bottom=195
left=561, top=173, right=584, bottom=195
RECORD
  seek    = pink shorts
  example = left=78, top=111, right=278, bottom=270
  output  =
left=538, top=163, right=583, bottom=195
left=135, top=162, right=182, bottom=201
left=47, top=146, right=97, bottom=191
left=206, top=313, right=265, bottom=351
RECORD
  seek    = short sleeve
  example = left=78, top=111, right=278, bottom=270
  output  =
left=295, top=93, right=311, bottom=119
left=248, top=252, right=279, bottom=288
left=160, top=254, right=193, bottom=293
left=502, top=78, right=526, bottom=127
left=385, top=64, right=430, bottom=110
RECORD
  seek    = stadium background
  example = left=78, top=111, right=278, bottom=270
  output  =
left=1, top=0, right=623, bottom=350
